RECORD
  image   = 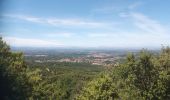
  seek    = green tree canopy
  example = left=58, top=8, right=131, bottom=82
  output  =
left=77, top=48, right=170, bottom=100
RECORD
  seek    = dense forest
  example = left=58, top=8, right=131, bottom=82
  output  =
left=77, top=50, right=170, bottom=99
left=0, top=36, right=170, bottom=100
left=0, top=37, right=104, bottom=100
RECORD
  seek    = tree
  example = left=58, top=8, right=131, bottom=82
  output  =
left=77, top=48, right=170, bottom=100
left=0, top=37, right=31, bottom=99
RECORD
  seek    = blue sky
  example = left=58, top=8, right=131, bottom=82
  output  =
left=0, top=0, right=170, bottom=48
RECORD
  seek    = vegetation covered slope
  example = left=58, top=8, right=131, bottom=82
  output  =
left=0, top=37, right=31, bottom=100
left=77, top=48, right=170, bottom=100
left=1, top=36, right=170, bottom=100
left=0, top=37, right=103, bottom=100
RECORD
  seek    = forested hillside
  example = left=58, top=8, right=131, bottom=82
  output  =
left=1, top=36, right=170, bottom=100
left=77, top=48, right=170, bottom=99
left=0, top=37, right=104, bottom=100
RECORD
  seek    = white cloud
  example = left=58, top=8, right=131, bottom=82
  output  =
left=87, top=33, right=109, bottom=37
left=92, top=6, right=118, bottom=13
left=128, top=2, right=143, bottom=10
left=92, top=1, right=142, bottom=14
left=84, top=31, right=170, bottom=48
left=2, top=11, right=170, bottom=48
left=46, top=32, right=73, bottom=38
left=46, top=18, right=104, bottom=27
left=119, top=12, right=129, bottom=18
left=4, top=14, right=44, bottom=23
left=3, top=37, right=63, bottom=47
left=130, top=12, right=168, bottom=34
left=3, top=14, right=105, bottom=28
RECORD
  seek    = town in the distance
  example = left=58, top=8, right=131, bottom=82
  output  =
left=12, top=47, right=158, bottom=66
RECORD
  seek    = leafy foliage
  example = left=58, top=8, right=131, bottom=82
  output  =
left=0, top=37, right=103, bottom=99
left=0, top=37, right=31, bottom=100
left=77, top=49, right=170, bottom=100
left=1, top=37, right=170, bottom=99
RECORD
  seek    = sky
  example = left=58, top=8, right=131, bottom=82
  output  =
left=0, top=0, right=170, bottom=49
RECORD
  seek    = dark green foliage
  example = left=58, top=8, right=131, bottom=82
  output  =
left=27, top=62, right=103, bottom=100
left=77, top=48, right=170, bottom=100
left=1, top=36, right=170, bottom=99
left=0, top=37, right=31, bottom=100
left=0, top=37, right=104, bottom=99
